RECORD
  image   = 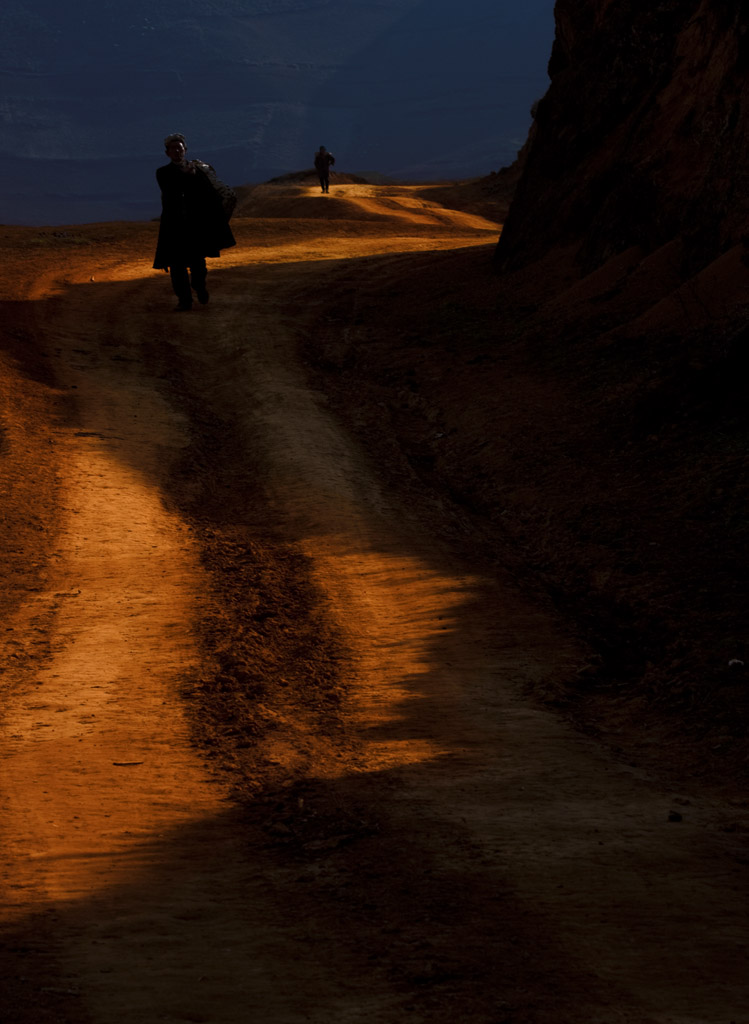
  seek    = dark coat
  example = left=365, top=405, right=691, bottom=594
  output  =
left=153, top=160, right=236, bottom=270
left=314, top=150, right=335, bottom=173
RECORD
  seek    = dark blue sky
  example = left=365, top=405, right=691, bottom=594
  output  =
left=0, top=0, right=555, bottom=224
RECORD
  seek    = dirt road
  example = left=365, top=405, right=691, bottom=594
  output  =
left=1, top=186, right=748, bottom=1023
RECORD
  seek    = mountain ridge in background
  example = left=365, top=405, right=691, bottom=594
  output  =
left=0, top=0, right=554, bottom=225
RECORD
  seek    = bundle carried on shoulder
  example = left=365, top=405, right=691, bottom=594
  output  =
left=193, top=160, right=237, bottom=220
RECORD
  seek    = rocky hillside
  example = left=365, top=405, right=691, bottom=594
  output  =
left=465, top=1, right=749, bottom=779
left=498, top=1, right=749, bottom=274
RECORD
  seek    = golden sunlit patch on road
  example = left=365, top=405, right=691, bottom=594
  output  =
left=304, top=547, right=483, bottom=779
left=1, top=375, right=223, bottom=921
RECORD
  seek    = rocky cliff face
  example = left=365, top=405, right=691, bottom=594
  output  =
left=498, top=1, right=749, bottom=275
left=478, top=2, right=749, bottom=776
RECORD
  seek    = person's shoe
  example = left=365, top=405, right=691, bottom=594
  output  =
left=196, top=287, right=209, bottom=305
left=174, top=301, right=192, bottom=311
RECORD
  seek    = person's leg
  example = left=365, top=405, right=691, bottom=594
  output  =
left=189, top=258, right=209, bottom=304
left=169, top=265, right=192, bottom=309
left=318, top=173, right=326, bottom=192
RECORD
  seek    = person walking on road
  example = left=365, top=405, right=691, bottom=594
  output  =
left=153, top=133, right=236, bottom=311
left=314, top=145, right=335, bottom=193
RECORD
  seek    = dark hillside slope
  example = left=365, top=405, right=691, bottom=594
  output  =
left=489, top=0, right=749, bottom=774
left=484, top=0, right=749, bottom=779
left=498, top=1, right=749, bottom=274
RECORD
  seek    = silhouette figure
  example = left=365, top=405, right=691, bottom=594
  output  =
left=153, top=133, right=236, bottom=311
left=314, top=146, right=336, bottom=193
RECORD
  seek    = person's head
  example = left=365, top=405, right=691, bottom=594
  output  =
left=318, top=145, right=326, bottom=152
left=164, top=133, right=187, bottom=163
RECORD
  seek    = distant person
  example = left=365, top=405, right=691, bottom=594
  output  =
left=153, top=133, right=236, bottom=311
left=314, top=145, right=335, bottom=193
